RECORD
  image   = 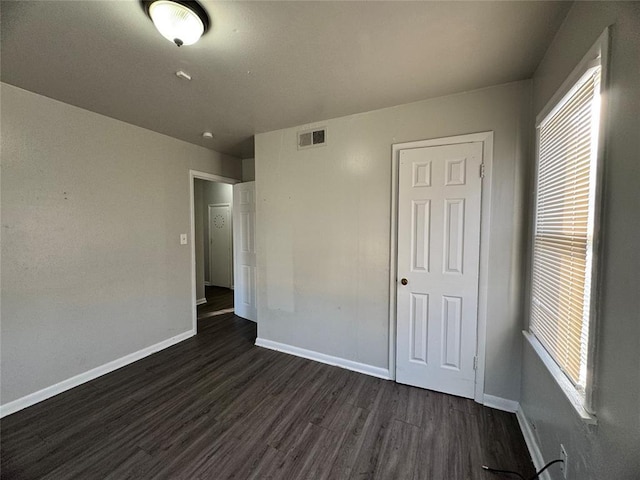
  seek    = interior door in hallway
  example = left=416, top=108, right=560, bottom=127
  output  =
left=233, top=182, right=257, bottom=322
left=209, top=204, right=232, bottom=288
left=396, top=142, right=483, bottom=398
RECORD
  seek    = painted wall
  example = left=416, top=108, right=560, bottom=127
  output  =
left=520, top=3, right=640, bottom=479
left=0, top=83, right=242, bottom=405
left=242, top=158, right=256, bottom=182
left=255, top=80, right=532, bottom=401
left=201, top=181, right=233, bottom=284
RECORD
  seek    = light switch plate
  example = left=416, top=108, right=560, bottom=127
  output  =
left=180, top=234, right=188, bottom=245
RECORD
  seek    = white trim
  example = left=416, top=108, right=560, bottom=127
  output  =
left=483, top=394, right=519, bottom=413
left=529, top=30, right=610, bottom=413
left=516, top=407, right=552, bottom=480
left=189, top=170, right=240, bottom=334
left=196, top=297, right=207, bottom=306
left=0, top=330, right=194, bottom=418
left=255, top=338, right=392, bottom=380
left=523, top=331, right=597, bottom=424
left=584, top=27, right=610, bottom=414
left=389, top=131, right=493, bottom=405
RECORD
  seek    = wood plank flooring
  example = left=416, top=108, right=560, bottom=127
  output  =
left=197, top=286, right=234, bottom=320
left=1, top=314, right=535, bottom=479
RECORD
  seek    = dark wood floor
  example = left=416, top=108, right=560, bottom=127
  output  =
left=1, top=314, right=534, bottom=479
left=197, top=285, right=234, bottom=321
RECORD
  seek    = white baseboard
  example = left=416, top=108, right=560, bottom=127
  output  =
left=196, top=297, right=207, bottom=305
left=483, top=394, right=520, bottom=413
left=516, top=407, right=552, bottom=480
left=0, top=329, right=195, bottom=418
left=255, top=338, right=391, bottom=380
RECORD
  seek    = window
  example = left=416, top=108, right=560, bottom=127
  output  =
left=528, top=30, right=607, bottom=418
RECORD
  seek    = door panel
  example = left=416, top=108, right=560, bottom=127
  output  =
left=233, top=182, right=257, bottom=322
left=410, top=293, right=429, bottom=363
left=442, top=295, right=463, bottom=369
left=396, top=142, right=482, bottom=398
left=444, top=198, right=465, bottom=274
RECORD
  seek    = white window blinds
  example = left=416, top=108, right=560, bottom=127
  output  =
left=530, top=65, right=601, bottom=393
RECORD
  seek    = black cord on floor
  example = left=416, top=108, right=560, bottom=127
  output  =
left=481, top=465, right=525, bottom=479
left=482, top=458, right=564, bottom=480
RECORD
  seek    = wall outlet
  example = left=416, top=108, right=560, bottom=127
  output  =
left=560, top=444, right=568, bottom=479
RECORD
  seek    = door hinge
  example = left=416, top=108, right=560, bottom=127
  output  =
left=473, top=356, right=478, bottom=370
left=479, top=163, right=485, bottom=178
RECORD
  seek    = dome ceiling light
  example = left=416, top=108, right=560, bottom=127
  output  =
left=142, top=0, right=210, bottom=47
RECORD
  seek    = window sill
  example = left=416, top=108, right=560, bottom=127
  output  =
left=522, top=330, right=597, bottom=425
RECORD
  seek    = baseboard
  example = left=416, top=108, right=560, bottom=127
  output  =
left=0, top=329, right=195, bottom=418
left=516, top=407, right=552, bottom=480
left=255, top=338, right=391, bottom=380
left=204, top=281, right=213, bottom=286
left=483, top=394, right=520, bottom=413
left=196, top=297, right=207, bottom=306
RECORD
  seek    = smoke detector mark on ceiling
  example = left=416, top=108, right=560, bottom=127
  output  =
left=298, top=127, right=327, bottom=150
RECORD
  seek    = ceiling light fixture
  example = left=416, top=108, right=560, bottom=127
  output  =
left=142, top=0, right=210, bottom=47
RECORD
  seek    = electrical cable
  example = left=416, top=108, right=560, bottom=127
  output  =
left=481, top=465, right=525, bottom=479
left=482, top=458, right=564, bottom=480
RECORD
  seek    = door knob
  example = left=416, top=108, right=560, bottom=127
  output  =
left=400, top=278, right=408, bottom=285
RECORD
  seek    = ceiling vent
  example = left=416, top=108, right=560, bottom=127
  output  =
left=297, top=127, right=326, bottom=150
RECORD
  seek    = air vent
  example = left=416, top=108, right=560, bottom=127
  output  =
left=297, top=127, right=327, bottom=150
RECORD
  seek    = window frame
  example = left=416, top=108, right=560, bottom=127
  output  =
left=526, top=27, right=609, bottom=422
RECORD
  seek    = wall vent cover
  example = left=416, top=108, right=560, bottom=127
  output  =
left=298, top=127, right=327, bottom=150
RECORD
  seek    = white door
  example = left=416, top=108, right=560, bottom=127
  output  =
left=208, top=204, right=232, bottom=288
left=233, top=182, right=257, bottom=322
left=395, top=142, right=483, bottom=398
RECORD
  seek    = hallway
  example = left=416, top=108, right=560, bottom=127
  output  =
left=198, top=285, right=234, bottom=321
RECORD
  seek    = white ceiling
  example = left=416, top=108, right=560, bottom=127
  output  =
left=1, top=1, right=571, bottom=158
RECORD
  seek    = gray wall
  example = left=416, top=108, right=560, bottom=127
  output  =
left=255, top=80, right=532, bottom=401
left=242, top=158, right=256, bottom=182
left=0, top=83, right=242, bottom=405
left=520, top=3, right=640, bottom=479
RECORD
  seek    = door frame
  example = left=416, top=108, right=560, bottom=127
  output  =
left=388, top=131, right=493, bottom=404
left=189, top=170, right=239, bottom=334
left=208, top=203, right=232, bottom=288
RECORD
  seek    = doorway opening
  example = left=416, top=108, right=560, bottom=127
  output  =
left=190, top=171, right=239, bottom=333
